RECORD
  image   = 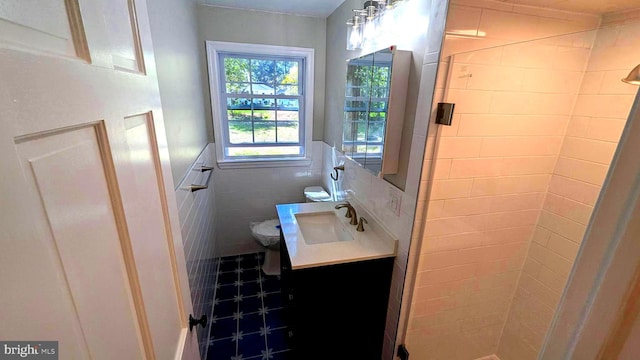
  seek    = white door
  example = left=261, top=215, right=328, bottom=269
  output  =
left=0, top=0, right=199, bottom=359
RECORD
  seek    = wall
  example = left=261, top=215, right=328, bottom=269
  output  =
left=498, top=18, right=640, bottom=360
left=322, top=0, right=448, bottom=357
left=146, top=0, right=215, bottom=353
left=441, top=0, right=599, bottom=58
left=405, top=1, right=602, bottom=359
left=147, top=0, right=209, bottom=186
left=195, top=6, right=328, bottom=256
left=542, top=87, right=640, bottom=359
left=213, top=142, right=323, bottom=255
left=196, top=5, right=326, bottom=141
left=324, top=0, right=430, bottom=190
left=174, top=145, right=218, bottom=354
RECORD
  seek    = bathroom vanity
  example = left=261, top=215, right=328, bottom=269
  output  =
left=276, top=201, right=397, bottom=359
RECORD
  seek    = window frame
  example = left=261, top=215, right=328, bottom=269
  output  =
left=206, top=41, right=314, bottom=168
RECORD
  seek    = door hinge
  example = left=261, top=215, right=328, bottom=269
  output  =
left=189, top=314, right=207, bottom=332
left=397, top=344, right=409, bottom=360
left=436, top=102, right=455, bottom=126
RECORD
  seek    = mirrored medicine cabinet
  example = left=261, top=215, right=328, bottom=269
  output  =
left=342, top=46, right=411, bottom=180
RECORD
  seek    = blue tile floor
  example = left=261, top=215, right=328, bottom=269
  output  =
left=205, top=253, right=292, bottom=360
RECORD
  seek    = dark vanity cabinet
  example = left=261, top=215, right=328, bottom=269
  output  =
left=280, top=235, right=394, bottom=359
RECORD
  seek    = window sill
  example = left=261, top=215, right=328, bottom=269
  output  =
left=216, top=158, right=312, bottom=169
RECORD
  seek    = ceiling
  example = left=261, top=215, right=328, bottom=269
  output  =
left=496, top=0, right=640, bottom=14
left=199, top=0, right=639, bottom=18
left=200, top=0, right=346, bottom=17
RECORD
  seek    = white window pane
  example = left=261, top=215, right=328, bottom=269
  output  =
left=343, top=121, right=356, bottom=142
left=277, top=121, right=299, bottom=143
left=224, top=58, right=250, bottom=82
left=251, top=83, right=274, bottom=95
left=367, top=120, right=385, bottom=143
left=252, top=98, right=276, bottom=109
left=228, top=121, right=253, bottom=144
left=276, top=60, right=299, bottom=85
left=356, top=121, right=368, bottom=142
left=253, top=123, right=276, bottom=143
left=277, top=99, right=298, bottom=110
left=276, top=85, right=299, bottom=95
left=370, top=101, right=386, bottom=112
left=277, top=111, right=299, bottom=121
left=253, top=110, right=275, bottom=121
left=251, top=59, right=276, bottom=87
left=227, top=146, right=302, bottom=157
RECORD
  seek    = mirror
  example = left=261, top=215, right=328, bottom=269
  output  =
left=342, top=46, right=410, bottom=178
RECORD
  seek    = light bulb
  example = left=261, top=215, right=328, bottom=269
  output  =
left=364, top=20, right=377, bottom=42
left=349, top=25, right=363, bottom=49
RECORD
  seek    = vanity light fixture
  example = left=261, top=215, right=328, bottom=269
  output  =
left=622, top=64, right=640, bottom=85
left=345, top=0, right=406, bottom=50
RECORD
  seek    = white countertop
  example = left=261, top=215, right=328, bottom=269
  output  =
left=276, top=201, right=398, bottom=270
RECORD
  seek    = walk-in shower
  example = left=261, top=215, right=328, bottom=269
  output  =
left=405, top=9, right=640, bottom=359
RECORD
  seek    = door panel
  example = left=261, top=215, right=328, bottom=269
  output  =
left=121, top=113, right=184, bottom=357
left=102, top=0, right=145, bottom=72
left=15, top=125, right=147, bottom=359
left=0, top=0, right=88, bottom=59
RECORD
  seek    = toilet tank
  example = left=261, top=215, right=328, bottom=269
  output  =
left=304, top=186, right=332, bottom=202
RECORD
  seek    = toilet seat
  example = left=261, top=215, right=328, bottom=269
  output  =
left=250, top=219, right=281, bottom=276
left=250, top=219, right=280, bottom=247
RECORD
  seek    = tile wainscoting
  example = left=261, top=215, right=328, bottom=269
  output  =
left=174, top=144, right=218, bottom=354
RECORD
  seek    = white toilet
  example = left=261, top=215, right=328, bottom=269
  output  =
left=251, top=186, right=333, bottom=275
left=302, top=185, right=333, bottom=202
left=250, top=219, right=281, bottom=276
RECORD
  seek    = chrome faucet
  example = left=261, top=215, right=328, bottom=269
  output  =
left=334, top=202, right=358, bottom=225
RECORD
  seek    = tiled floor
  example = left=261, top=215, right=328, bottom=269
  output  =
left=205, top=253, right=292, bottom=360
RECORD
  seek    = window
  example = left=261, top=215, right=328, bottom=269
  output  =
left=343, top=59, right=391, bottom=159
left=206, top=42, right=314, bottom=167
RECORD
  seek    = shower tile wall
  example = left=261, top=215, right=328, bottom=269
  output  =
left=442, top=0, right=599, bottom=58
left=497, top=19, right=640, bottom=360
left=405, top=1, right=600, bottom=359
left=408, top=37, right=592, bottom=360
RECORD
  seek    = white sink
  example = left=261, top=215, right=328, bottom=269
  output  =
left=295, top=211, right=354, bottom=245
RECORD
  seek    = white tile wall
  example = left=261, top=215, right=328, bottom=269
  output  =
left=443, top=0, right=600, bottom=58
left=174, top=144, right=218, bottom=354
left=213, top=141, right=324, bottom=256
left=497, top=20, right=640, bottom=360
